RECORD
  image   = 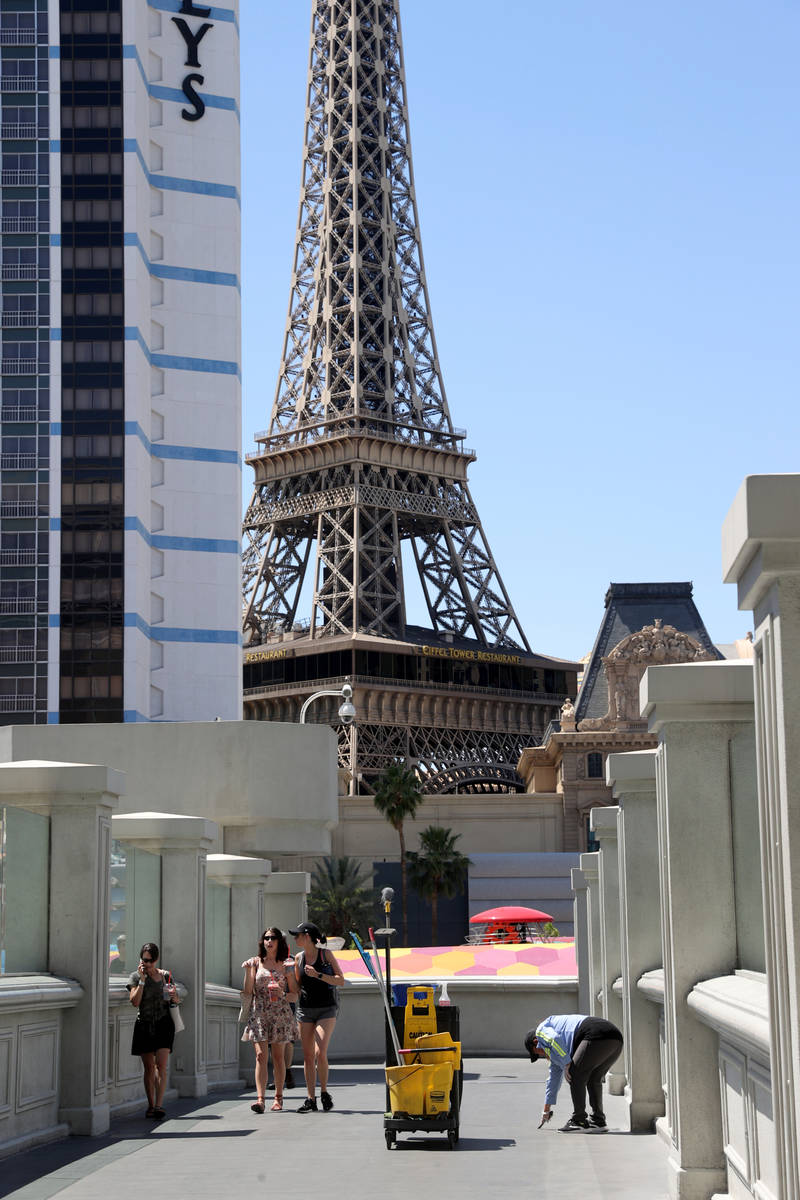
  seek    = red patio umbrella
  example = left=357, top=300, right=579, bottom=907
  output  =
left=469, top=905, right=554, bottom=924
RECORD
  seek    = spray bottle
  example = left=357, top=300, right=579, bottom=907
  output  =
left=438, top=980, right=451, bottom=1006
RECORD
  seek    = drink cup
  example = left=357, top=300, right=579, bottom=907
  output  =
left=267, top=980, right=281, bottom=1003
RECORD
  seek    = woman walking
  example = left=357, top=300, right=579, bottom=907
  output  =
left=127, top=942, right=181, bottom=1119
left=241, top=928, right=298, bottom=1112
left=290, top=922, right=345, bottom=1113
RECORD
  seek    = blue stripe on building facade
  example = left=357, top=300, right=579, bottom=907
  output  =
left=124, top=325, right=240, bottom=377
left=124, top=613, right=241, bottom=645
left=49, top=232, right=239, bottom=290
left=124, top=516, right=239, bottom=555
left=48, top=139, right=240, bottom=203
left=122, top=45, right=240, bottom=118
left=148, top=0, right=238, bottom=28
left=123, top=421, right=240, bottom=465
left=51, top=422, right=240, bottom=467
left=124, top=139, right=240, bottom=204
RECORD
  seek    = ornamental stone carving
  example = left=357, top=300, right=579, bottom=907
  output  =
left=578, top=619, right=714, bottom=732
left=560, top=697, right=576, bottom=731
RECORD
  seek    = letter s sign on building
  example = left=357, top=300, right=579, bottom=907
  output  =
left=172, top=0, right=214, bottom=122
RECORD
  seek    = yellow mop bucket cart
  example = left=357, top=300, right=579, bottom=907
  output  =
left=384, top=986, right=462, bottom=1150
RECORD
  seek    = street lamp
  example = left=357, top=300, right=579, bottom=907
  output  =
left=299, top=678, right=356, bottom=725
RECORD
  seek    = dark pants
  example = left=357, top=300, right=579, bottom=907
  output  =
left=569, top=1037, right=623, bottom=1121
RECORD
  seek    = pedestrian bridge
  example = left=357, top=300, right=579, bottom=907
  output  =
left=0, top=1059, right=669, bottom=1200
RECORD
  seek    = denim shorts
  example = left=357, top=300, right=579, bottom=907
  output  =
left=296, top=1003, right=338, bottom=1024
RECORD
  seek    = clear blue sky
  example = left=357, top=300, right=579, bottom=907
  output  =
left=240, top=2, right=799, bottom=662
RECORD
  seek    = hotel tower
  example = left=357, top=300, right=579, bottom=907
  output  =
left=0, top=0, right=241, bottom=724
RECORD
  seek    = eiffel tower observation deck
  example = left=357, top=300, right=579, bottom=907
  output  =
left=242, top=0, right=578, bottom=793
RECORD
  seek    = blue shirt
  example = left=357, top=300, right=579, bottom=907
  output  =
left=535, top=1014, right=586, bottom=1106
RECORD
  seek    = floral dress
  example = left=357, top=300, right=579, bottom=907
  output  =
left=241, top=963, right=298, bottom=1045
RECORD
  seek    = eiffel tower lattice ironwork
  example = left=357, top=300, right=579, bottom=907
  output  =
left=242, top=0, right=576, bottom=793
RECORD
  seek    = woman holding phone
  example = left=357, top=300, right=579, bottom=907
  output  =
left=126, top=941, right=181, bottom=1119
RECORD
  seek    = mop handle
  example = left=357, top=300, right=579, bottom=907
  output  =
left=369, top=927, right=402, bottom=1065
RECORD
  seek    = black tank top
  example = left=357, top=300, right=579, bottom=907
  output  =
left=298, top=949, right=336, bottom=1007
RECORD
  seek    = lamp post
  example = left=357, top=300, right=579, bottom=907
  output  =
left=298, top=678, right=356, bottom=725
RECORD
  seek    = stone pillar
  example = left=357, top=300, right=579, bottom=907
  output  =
left=641, top=659, right=754, bottom=1199
left=0, top=761, right=124, bottom=1135
left=580, top=852, right=602, bottom=1017
left=571, top=867, right=590, bottom=1013
left=263, top=870, right=311, bottom=935
left=207, top=854, right=272, bottom=987
left=112, top=813, right=218, bottom=1098
left=589, top=806, right=625, bottom=1095
left=722, top=473, right=800, bottom=1200
left=607, top=748, right=664, bottom=1131
left=207, top=853, right=273, bottom=1083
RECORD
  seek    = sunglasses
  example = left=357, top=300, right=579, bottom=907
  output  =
left=263, top=935, right=277, bottom=942
left=141, top=957, right=154, bottom=963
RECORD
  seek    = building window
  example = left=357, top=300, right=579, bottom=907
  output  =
left=586, top=819, right=599, bottom=853
left=587, top=752, right=604, bottom=779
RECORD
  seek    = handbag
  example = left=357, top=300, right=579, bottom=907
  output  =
left=163, top=970, right=185, bottom=1033
left=238, top=989, right=254, bottom=1024
left=239, top=957, right=261, bottom=1022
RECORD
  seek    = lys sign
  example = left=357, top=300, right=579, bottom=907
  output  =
left=172, top=0, right=214, bottom=123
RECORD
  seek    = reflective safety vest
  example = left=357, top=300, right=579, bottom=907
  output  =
left=535, top=1014, right=586, bottom=1105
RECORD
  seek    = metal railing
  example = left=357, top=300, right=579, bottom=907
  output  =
left=0, top=361, right=38, bottom=378
left=0, top=502, right=38, bottom=517
left=0, top=30, right=37, bottom=45
left=1, top=453, right=37, bottom=468
left=1, top=265, right=38, bottom=281
left=1, top=170, right=37, bottom=186
left=244, top=671, right=568, bottom=706
left=1, top=408, right=40, bottom=422
left=0, top=696, right=35, bottom=712
left=251, top=415, right=473, bottom=458
left=1, top=311, right=37, bottom=327
left=0, top=647, right=35, bottom=662
left=0, top=550, right=36, bottom=566
left=1, top=216, right=37, bottom=233
left=0, top=76, right=37, bottom=92
left=0, top=599, right=36, bottom=614
left=1, top=123, right=38, bottom=138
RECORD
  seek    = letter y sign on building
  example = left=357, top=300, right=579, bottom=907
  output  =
left=172, top=0, right=214, bottom=122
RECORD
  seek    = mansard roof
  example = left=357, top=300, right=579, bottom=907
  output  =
left=574, top=582, right=722, bottom=723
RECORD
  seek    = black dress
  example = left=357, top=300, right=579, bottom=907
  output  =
left=127, top=971, right=176, bottom=1055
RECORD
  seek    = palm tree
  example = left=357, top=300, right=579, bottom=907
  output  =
left=407, top=825, right=471, bottom=946
left=307, top=856, right=378, bottom=943
left=372, top=763, right=424, bottom=945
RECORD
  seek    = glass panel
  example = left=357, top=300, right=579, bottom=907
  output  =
left=0, top=807, right=49, bottom=973
left=730, top=729, right=765, bottom=972
left=206, top=881, right=230, bottom=986
left=109, top=840, right=126, bottom=971
left=110, top=841, right=161, bottom=975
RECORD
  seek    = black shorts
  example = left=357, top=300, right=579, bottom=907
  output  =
left=296, top=1004, right=338, bottom=1024
left=131, top=1012, right=175, bottom=1056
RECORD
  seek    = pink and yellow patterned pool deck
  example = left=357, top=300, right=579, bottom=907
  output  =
left=337, top=937, right=577, bottom=980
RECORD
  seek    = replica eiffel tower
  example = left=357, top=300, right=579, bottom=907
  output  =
left=242, top=0, right=577, bottom=793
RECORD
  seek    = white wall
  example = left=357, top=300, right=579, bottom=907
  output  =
left=0, top=719, right=338, bottom=856
left=122, top=0, right=242, bottom=722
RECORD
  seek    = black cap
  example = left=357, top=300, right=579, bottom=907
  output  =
left=288, top=921, right=324, bottom=943
left=524, top=1029, right=540, bottom=1061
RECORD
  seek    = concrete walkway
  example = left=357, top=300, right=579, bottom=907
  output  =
left=0, top=1060, right=670, bottom=1200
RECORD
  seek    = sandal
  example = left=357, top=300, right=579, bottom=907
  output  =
left=270, top=1096, right=283, bottom=1111
left=145, top=1106, right=156, bottom=1119
left=153, top=1107, right=166, bottom=1120
left=251, top=1099, right=265, bottom=1114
